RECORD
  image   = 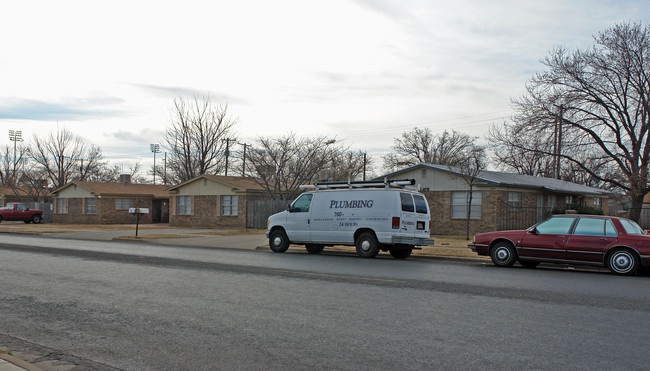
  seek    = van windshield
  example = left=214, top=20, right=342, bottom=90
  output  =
left=291, top=194, right=313, bottom=212
left=413, top=195, right=428, bottom=214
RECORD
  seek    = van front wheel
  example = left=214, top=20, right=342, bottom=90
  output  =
left=269, top=230, right=290, bottom=253
left=356, top=232, right=379, bottom=258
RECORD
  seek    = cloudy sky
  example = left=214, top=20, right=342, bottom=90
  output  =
left=1, top=0, right=648, bottom=177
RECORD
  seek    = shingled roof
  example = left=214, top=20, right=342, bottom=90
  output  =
left=166, top=174, right=266, bottom=192
left=381, top=163, right=610, bottom=196
left=50, top=181, right=170, bottom=198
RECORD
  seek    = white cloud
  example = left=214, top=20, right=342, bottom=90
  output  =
left=1, top=0, right=648, bottom=177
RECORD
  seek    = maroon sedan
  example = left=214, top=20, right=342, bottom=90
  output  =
left=468, top=214, right=650, bottom=275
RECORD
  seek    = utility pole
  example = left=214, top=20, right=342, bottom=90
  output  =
left=223, top=138, right=235, bottom=176
left=164, top=153, right=167, bottom=185
left=239, top=143, right=249, bottom=177
left=555, top=105, right=563, bottom=179
left=363, top=152, right=367, bottom=181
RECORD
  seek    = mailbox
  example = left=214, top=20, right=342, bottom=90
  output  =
left=129, top=208, right=150, bottom=214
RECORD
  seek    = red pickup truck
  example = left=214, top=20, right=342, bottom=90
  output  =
left=0, top=203, right=43, bottom=224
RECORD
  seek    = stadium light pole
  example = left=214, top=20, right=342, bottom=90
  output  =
left=8, top=130, right=23, bottom=184
left=150, top=144, right=160, bottom=184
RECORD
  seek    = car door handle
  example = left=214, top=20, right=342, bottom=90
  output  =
left=599, top=237, right=608, bottom=241
left=557, top=236, right=566, bottom=239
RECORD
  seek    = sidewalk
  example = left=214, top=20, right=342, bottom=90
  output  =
left=0, top=352, right=41, bottom=371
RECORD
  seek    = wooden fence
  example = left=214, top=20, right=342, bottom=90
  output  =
left=246, top=200, right=287, bottom=229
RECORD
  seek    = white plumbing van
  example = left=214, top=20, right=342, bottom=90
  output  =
left=266, top=179, right=434, bottom=259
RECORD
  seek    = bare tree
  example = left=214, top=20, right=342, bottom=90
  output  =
left=457, top=145, right=487, bottom=240
left=162, top=95, right=238, bottom=183
left=16, top=165, right=49, bottom=202
left=488, top=122, right=612, bottom=187
left=30, top=128, right=106, bottom=189
left=1, top=144, right=26, bottom=186
left=488, top=122, right=556, bottom=177
left=328, top=150, right=374, bottom=182
left=85, top=161, right=147, bottom=184
left=383, top=128, right=480, bottom=172
left=245, top=134, right=344, bottom=200
left=505, top=22, right=650, bottom=221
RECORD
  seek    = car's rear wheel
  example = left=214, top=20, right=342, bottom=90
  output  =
left=355, top=232, right=380, bottom=258
left=519, top=260, right=540, bottom=268
left=607, top=248, right=638, bottom=275
left=269, top=230, right=290, bottom=253
left=389, top=247, right=413, bottom=259
left=305, top=244, right=324, bottom=254
left=31, top=215, right=42, bottom=224
left=490, top=242, right=517, bottom=267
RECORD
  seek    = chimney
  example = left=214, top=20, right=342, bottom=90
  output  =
left=119, top=174, right=131, bottom=184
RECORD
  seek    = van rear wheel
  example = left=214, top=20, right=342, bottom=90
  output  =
left=305, top=244, right=324, bottom=254
left=355, top=232, right=379, bottom=258
left=389, top=247, right=413, bottom=259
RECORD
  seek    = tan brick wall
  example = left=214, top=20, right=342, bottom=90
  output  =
left=423, top=190, right=504, bottom=236
left=52, top=197, right=158, bottom=224
left=169, top=194, right=248, bottom=228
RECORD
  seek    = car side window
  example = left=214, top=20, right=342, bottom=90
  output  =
left=573, top=218, right=605, bottom=236
left=291, top=194, right=313, bottom=213
left=605, top=219, right=617, bottom=237
left=535, top=217, right=575, bottom=234
left=400, top=193, right=415, bottom=212
left=16, top=204, right=27, bottom=211
left=619, top=219, right=645, bottom=235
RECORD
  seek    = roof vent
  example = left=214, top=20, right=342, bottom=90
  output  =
left=119, top=174, right=131, bottom=184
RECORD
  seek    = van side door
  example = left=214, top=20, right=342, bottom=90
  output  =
left=285, top=194, right=313, bottom=243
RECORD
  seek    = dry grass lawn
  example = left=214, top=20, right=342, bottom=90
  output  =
left=0, top=222, right=484, bottom=259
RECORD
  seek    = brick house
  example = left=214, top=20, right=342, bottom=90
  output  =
left=381, top=163, right=610, bottom=236
left=49, top=181, right=170, bottom=224
left=166, top=175, right=269, bottom=228
left=0, top=186, right=28, bottom=206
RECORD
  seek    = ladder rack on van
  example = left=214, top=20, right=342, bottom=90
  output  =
left=299, top=178, right=416, bottom=190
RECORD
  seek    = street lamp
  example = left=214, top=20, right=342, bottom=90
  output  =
left=150, top=144, right=160, bottom=185
left=8, top=130, right=23, bottom=183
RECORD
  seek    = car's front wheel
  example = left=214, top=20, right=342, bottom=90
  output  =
left=490, top=242, right=517, bottom=267
left=31, top=215, right=42, bottom=224
left=269, top=230, right=290, bottom=253
left=607, top=248, right=638, bottom=275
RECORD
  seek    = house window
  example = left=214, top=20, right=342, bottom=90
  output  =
left=566, top=196, right=574, bottom=209
left=593, top=197, right=601, bottom=207
left=508, top=192, right=522, bottom=209
left=176, top=196, right=191, bottom=215
left=115, top=198, right=133, bottom=210
left=221, top=195, right=239, bottom=216
left=451, top=191, right=481, bottom=219
left=56, top=198, right=68, bottom=214
left=84, top=198, right=97, bottom=214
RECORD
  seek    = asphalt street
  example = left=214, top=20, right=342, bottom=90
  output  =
left=1, top=235, right=649, bottom=370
